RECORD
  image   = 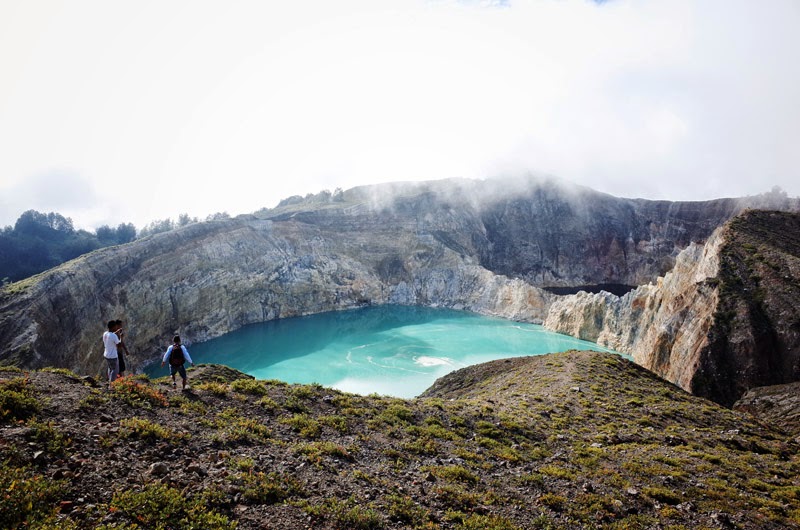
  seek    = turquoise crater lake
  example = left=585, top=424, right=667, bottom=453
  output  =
left=146, top=306, right=620, bottom=398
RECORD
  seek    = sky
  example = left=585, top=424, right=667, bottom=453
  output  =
left=0, top=0, right=798, bottom=230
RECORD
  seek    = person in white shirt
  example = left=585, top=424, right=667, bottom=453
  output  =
left=102, top=320, right=121, bottom=385
left=161, top=335, right=194, bottom=390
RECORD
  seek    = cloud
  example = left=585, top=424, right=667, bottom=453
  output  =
left=0, top=170, right=101, bottom=227
left=0, top=0, right=798, bottom=229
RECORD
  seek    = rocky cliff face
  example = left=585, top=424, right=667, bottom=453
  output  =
left=545, top=210, right=800, bottom=406
left=0, top=213, right=550, bottom=375
left=0, top=176, right=796, bottom=386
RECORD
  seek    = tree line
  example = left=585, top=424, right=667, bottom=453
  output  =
left=0, top=209, right=229, bottom=285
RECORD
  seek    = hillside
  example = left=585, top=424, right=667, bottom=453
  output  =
left=2, top=351, right=799, bottom=529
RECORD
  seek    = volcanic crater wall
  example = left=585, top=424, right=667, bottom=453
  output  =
left=0, top=177, right=797, bottom=401
left=544, top=210, right=800, bottom=406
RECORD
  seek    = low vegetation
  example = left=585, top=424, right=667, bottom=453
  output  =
left=0, top=353, right=797, bottom=529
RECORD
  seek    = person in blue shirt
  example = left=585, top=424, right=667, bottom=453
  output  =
left=161, top=335, right=194, bottom=390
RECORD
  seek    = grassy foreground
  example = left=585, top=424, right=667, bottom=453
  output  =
left=0, top=351, right=798, bottom=529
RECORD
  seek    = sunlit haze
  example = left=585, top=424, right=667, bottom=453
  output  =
left=1, top=0, right=798, bottom=229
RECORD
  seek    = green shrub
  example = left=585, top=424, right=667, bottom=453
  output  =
left=196, top=381, right=229, bottom=397
left=231, top=378, right=268, bottom=396
left=78, top=390, right=107, bottom=411
left=39, top=367, right=81, bottom=378
left=0, top=377, right=39, bottom=422
left=215, top=411, right=271, bottom=445
left=296, top=441, right=352, bottom=463
left=0, top=464, right=66, bottom=528
left=256, top=396, right=280, bottom=412
left=119, top=417, right=183, bottom=441
left=240, top=471, right=304, bottom=504
left=539, top=465, right=576, bottom=480
left=458, top=514, right=521, bottom=530
left=280, top=413, right=321, bottom=439
left=27, top=420, right=72, bottom=456
left=386, top=494, right=430, bottom=526
left=431, top=465, right=479, bottom=485
left=304, top=497, right=384, bottom=530
left=379, top=404, right=415, bottom=425
left=229, top=456, right=255, bottom=472
left=110, top=482, right=235, bottom=530
left=539, top=493, right=568, bottom=511
left=642, top=486, right=682, bottom=505
left=168, top=394, right=208, bottom=415
left=319, top=414, right=349, bottom=433
left=434, top=484, right=483, bottom=511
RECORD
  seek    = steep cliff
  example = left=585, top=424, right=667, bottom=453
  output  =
left=545, top=210, right=800, bottom=406
left=0, top=216, right=549, bottom=374
left=0, top=176, right=795, bottom=380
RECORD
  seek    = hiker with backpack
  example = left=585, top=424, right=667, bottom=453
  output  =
left=161, top=335, right=194, bottom=390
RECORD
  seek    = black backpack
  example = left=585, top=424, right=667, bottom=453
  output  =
left=169, top=344, right=185, bottom=366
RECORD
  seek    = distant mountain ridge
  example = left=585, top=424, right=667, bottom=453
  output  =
left=0, top=176, right=798, bottom=406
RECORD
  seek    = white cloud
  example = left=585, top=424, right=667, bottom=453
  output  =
left=0, top=0, right=798, bottom=229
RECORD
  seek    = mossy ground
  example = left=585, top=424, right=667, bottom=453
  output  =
left=0, top=352, right=798, bottom=529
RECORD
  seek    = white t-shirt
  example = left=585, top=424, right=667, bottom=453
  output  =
left=103, top=331, right=120, bottom=359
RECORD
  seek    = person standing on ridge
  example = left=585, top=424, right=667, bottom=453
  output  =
left=114, top=319, right=131, bottom=378
left=161, top=335, right=194, bottom=390
left=102, top=320, right=121, bottom=386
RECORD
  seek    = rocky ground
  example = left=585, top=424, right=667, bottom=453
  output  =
left=734, top=382, right=800, bottom=437
left=1, top=351, right=799, bottom=529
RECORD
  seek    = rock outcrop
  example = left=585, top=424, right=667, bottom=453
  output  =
left=0, top=176, right=796, bottom=388
left=545, top=210, right=800, bottom=406
left=734, top=381, right=800, bottom=436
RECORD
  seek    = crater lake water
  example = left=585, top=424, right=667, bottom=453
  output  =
left=146, top=306, right=621, bottom=398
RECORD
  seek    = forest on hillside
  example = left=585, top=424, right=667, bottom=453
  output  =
left=0, top=210, right=229, bottom=284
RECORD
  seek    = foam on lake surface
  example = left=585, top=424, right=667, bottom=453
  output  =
left=147, top=305, right=621, bottom=398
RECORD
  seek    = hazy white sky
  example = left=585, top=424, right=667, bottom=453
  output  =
left=1, top=0, right=798, bottom=230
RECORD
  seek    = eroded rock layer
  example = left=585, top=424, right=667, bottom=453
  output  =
left=545, top=210, right=800, bottom=406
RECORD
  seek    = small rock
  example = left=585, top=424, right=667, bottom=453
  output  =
left=322, top=395, right=334, bottom=403
left=59, top=501, right=74, bottom=513
left=711, top=511, right=735, bottom=528
left=626, top=488, right=639, bottom=496
left=590, top=442, right=603, bottom=448
left=52, top=469, right=65, bottom=480
left=187, top=464, right=207, bottom=477
left=149, top=462, right=169, bottom=477
left=33, top=450, right=45, bottom=462
left=82, top=375, right=99, bottom=387
left=581, top=482, right=594, bottom=493
left=570, top=386, right=581, bottom=392
left=677, top=502, right=695, bottom=513
left=665, top=435, right=686, bottom=446
left=425, top=472, right=436, bottom=482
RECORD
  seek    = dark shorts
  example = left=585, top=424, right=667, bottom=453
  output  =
left=169, top=364, right=187, bottom=379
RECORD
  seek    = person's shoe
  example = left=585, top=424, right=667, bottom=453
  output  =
left=183, top=385, right=190, bottom=391
left=172, top=381, right=177, bottom=388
